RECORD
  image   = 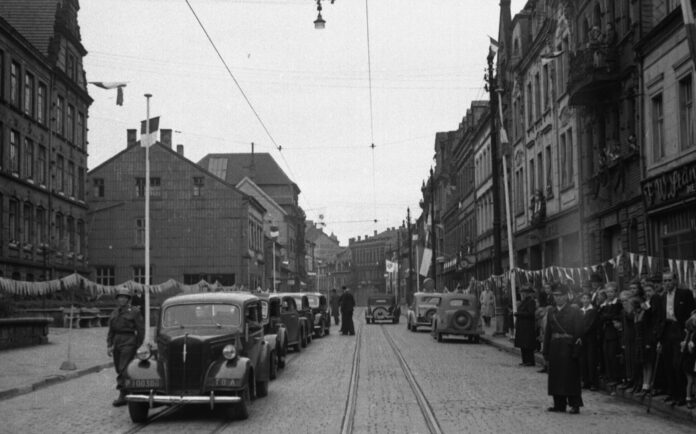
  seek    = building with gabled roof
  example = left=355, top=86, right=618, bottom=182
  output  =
left=87, top=132, right=267, bottom=288
left=0, top=0, right=92, bottom=281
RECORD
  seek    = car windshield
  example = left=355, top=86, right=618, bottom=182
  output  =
left=369, top=298, right=389, bottom=304
left=293, top=296, right=304, bottom=308
left=162, top=303, right=241, bottom=328
left=420, top=296, right=441, bottom=305
left=449, top=299, right=470, bottom=307
left=307, top=296, right=320, bottom=308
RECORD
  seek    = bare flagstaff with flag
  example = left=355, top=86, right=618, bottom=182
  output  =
left=89, top=82, right=127, bottom=105
left=140, top=116, right=160, bottom=147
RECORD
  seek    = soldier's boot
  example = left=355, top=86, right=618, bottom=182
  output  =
left=112, top=391, right=127, bottom=407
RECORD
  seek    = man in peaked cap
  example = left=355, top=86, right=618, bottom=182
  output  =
left=543, top=285, right=583, bottom=414
left=107, top=286, right=145, bottom=407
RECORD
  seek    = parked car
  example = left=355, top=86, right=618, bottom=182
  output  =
left=406, top=292, right=442, bottom=331
left=303, top=292, right=330, bottom=337
left=365, top=294, right=400, bottom=324
left=287, top=293, right=315, bottom=344
left=430, top=293, right=482, bottom=343
left=122, top=292, right=272, bottom=423
left=276, top=292, right=311, bottom=349
left=258, top=293, right=288, bottom=371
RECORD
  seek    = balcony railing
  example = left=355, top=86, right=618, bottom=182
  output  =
left=568, top=44, right=619, bottom=104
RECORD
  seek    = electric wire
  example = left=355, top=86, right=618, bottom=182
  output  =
left=365, top=0, right=377, bottom=227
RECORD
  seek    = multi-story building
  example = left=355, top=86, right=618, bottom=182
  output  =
left=637, top=1, right=696, bottom=264
left=198, top=151, right=307, bottom=290
left=348, top=228, right=399, bottom=305
left=0, top=0, right=92, bottom=280
left=305, top=220, right=341, bottom=291
left=507, top=0, right=582, bottom=272
left=568, top=0, right=646, bottom=274
left=87, top=131, right=266, bottom=287
left=472, top=108, right=497, bottom=279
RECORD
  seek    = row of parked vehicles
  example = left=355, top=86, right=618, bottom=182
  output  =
left=121, top=291, right=331, bottom=423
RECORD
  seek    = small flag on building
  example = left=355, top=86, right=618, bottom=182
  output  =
left=140, top=116, right=160, bottom=147
left=89, top=82, right=127, bottom=106
left=489, top=36, right=499, bottom=55
left=540, top=50, right=563, bottom=66
left=270, top=226, right=280, bottom=238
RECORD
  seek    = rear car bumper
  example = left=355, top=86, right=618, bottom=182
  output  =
left=435, top=327, right=482, bottom=336
left=126, top=393, right=241, bottom=405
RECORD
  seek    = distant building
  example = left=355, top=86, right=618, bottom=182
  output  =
left=349, top=228, right=399, bottom=305
left=0, top=0, right=92, bottom=280
left=198, top=151, right=307, bottom=290
left=87, top=131, right=266, bottom=287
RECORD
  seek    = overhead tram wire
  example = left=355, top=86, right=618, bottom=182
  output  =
left=365, top=0, right=377, bottom=228
left=184, top=0, right=311, bottom=212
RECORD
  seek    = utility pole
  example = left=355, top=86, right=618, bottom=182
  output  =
left=407, top=207, right=413, bottom=305
left=430, top=167, right=437, bottom=289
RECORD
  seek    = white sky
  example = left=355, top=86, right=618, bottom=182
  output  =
left=80, top=0, right=527, bottom=245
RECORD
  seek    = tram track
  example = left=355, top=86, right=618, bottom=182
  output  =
left=339, top=317, right=363, bottom=434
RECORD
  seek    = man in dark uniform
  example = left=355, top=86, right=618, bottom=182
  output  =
left=544, top=285, right=583, bottom=414
left=107, top=287, right=145, bottom=407
left=514, top=285, right=537, bottom=366
left=329, top=288, right=340, bottom=325
left=339, top=286, right=356, bottom=335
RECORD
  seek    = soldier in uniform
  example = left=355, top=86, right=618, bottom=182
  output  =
left=107, top=287, right=145, bottom=406
left=543, top=285, right=583, bottom=414
left=514, top=285, right=537, bottom=366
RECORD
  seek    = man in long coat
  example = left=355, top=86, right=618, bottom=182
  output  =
left=543, top=286, right=583, bottom=414
left=514, top=285, right=537, bottom=366
left=339, top=286, right=356, bottom=335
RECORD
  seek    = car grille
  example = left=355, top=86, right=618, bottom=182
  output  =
left=166, top=336, right=207, bottom=393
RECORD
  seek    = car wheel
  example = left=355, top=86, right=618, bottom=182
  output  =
left=270, top=350, right=278, bottom=380
left=225, top=384, right=250, bottom=420
left=128, top=401, right=149, bottom=423
left=256, top=377, right=269, bottom=398
left=301, top=329, right=307, bottom=348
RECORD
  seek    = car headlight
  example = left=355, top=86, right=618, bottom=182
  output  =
left=222, top=344, right=237, bottom=360
left=136, top=345, right=151, bottom=361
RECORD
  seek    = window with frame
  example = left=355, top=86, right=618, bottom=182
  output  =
left=77, top=220, right=84, bottom=254
left=23, top=202, right=33, bottom=245
left=55, top=213, right=64, bottom=250
left=529, top=159, right=536, bottom=195
left=193, top=177, right=204, bottom=196
left=37, top=83, right=46, bottom=124
left=93, top=178, right=104, bottom=197
left=135, top=177, right=145, bottom=197
left=56, top=96, right=64, bottom=136
left=9, top=199, right=19, bottom=243
left=133, top=266, right=151, bottom=285
left=96, top=266, right=115, bottom=286
left=24, top=72, right=34, bottom=117
left=67, top=161, right=75, bottom=197
left=24, top=138, right=34, bottom=180
left=527, top=82, right=533, bottom=125
left=9, top=130, right=20, bottom=175
left=566, top=129, right=574, bottom=184
left=67, top=104, right=74, bottom=143
left=78, top=167, right=85, bottom=200
left=560, top=133, right=568, bottom=187
left=545, top=146, right=552, bottom=195
left=135, top=218, right=145, bottom=246
left=651, top=93, right=665, bottom=161
left=150, top=177, right=161, bottom=197
left=537, top=152, right=543, bottom=194
left=77, top=112, right=85, bottom=150
left=57, top=155, right=64, bottom=192
left=67, top=216, right=75, bottom=252
left=515, top=168, right=525, bottom=215
left=679, top=74, right=694, bottom=150
left=37, top=145, right=46, bottom=185
left=36, top=207, right=46, bottom=245
left=534, top=73, right=541, bottom=119
left=10, top=61, right=20, bottom=107
left=543, top=64, right=550, bottom=108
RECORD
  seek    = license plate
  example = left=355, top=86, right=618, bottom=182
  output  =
left=129, top=379, right=160, bottom=388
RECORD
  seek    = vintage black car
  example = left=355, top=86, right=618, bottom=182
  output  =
left=365, top=294, right=401, bottom=324
left=284, top=293, right=315, bottom=345
left=303, top=292, right=330, bottom=337
left=270, top=293, right=309, bottom=352
left=123, top=293, right=273, bottom=422
left=430, top=293, right=482, bottom=343
left=258, top=293, right=288, bottom=371
left=406, top=292, right=442, bottom=331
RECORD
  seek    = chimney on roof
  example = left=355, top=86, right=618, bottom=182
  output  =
left=160, top=129, right=172, bottom=148
left=176, top=144, right=184, bottom=156
left=357, top=236, right=361, bottom=241
left=127, top=129, right=137, bottom=148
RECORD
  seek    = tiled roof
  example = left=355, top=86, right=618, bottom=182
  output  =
left=198, top=153, right=298, bottom=190
left=0, top=0, right=61, bottom=56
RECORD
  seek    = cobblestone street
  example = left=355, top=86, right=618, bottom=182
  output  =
left=0, top=312, right=694, bottom=434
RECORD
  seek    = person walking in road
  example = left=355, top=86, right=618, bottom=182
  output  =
left=515, top=285, right=537, bottom=366
left=339, top=286, right=356, bottom=335
left=329, top=288, right=340, bottom=326
left=107, top=286, right=145, bottom=407
left=544, top=285, right=583, bottom=414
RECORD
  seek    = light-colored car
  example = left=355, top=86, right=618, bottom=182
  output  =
left=406, top=292, right=442, bottom=331
left=430, top=293, right=482, bottom=343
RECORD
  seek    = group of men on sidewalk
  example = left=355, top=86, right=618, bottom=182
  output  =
left=329, top=286, right=355, bottom=336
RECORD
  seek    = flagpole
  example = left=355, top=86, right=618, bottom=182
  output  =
left=273, top=240, right=276, bottom=293
left=144, top=93, right=152, bottom=345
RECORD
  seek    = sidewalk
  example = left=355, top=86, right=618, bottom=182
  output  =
left=479, top=320, right=696, bottom=424
left=0, top=326, right=113, bottom=401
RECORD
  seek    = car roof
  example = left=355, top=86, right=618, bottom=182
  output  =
left=162, top=292, right=259, bottom=308
left=439, top=293, right=477, bottom=302
left=413, top=292, right=443, bottom=297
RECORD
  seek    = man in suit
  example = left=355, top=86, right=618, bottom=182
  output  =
left=579, top=292, right=599, bottom=391
left=339, top=286, right=356, bottom=335
left=656, top=271, right=696, bottom=406
left=599, top=282, right=622, bottom=386
left=515, top=285, right=537, bottom=366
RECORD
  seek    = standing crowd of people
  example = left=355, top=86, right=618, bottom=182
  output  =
left=512, top=270, right=696, bottom=413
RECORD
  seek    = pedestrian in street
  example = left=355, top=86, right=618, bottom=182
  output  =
left=339, top=286, right=356, bottom=335
left=656, top=271, right=695, bottom=406
left=579, top=292, right=600, bottom=391
left=599, top=282, right=622, bottom=387
left=514, top=285, right=537, bottom=366
left=480, top=284, right=495, bottom=328
left=543, top=285, right=583, bottom=414
left=329, top=288, right=340, bottom=326
left=107, top=286, right=145, bottom=407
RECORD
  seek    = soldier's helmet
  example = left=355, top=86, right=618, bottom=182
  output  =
left=115, top=287, right=132, bottom=298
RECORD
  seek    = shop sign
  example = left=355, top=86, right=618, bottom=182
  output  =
left=642, top=161, right=696, bottom=209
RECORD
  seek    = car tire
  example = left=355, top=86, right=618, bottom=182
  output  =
left=226, top=385, right=250, bottom=420
left=128, top=401, right=149, bottom=423
left=301, top=329, right=308, bottom=348
left=256, top=377, right=269, bottom=398
left=270, top=350, right=278, bottom=380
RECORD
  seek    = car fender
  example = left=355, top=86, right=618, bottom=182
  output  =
left=206, top=357, right=252, bottom=389
left=255, top=340, right=271, bottom=382
left=124, top=358, right=161, bottom=388
left=264, top=333, right=278, bottom=354
left=275, top=326, right=288, bottom=356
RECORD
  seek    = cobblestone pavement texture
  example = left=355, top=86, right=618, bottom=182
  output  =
left=0, top=312, right=694, bottom=433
